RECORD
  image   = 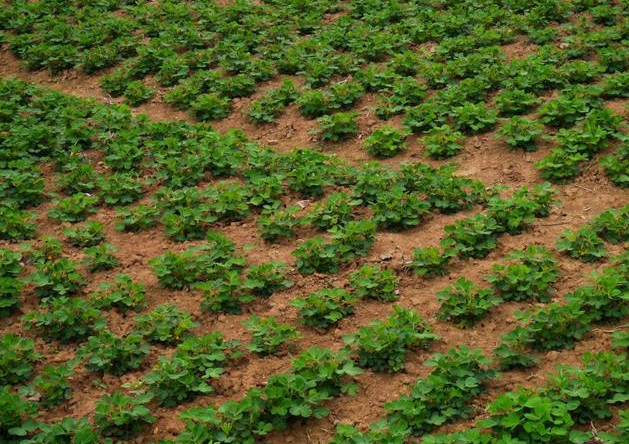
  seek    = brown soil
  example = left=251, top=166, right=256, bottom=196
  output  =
left=1, top=44, right=629, bottom=444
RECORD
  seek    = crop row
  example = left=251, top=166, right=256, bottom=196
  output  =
left=3, top=0, right=629, bottom=184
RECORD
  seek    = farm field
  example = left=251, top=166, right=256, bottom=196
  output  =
left=3, top=0, right=629, bottom=443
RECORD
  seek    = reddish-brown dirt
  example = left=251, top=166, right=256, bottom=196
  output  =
left=1, top=43, right=629, bottom=444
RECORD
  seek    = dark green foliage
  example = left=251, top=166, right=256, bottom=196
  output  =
left=0, top=334, right=39, bottom=386
left=81, top=330, right=150, bottom=376
left=422, top=125, right=464, bottom=159
left=150, top=236, right=244, bottom=289
left=363, top=126, right=408, bottom=158
left=485, top=245, right=558, bottom=302
left=0, top=249, right=22, bottom=278
left=442, top=214, right=500, bottom=259
left=317, top=112, right=359, bottom=142
left=243, top=316, right=300, bottom=356
left=245, top=262, right=293, bottom=298
left=83, top=243, right=119, bottom=272
left=344, top=306, right=438, bottom=372
left=30, top=258, right=86, bottom=299
left=89, top=274, right=147, bottom=312
left=306, top=192, right=357, bottom=230
left=385, top=347, right=496, bottom=435
left=496, top=117, right=543, bottom=151
left=409, top=246, right=453, bottom=278
left=0, top=386, right=37, bottom=443
left=23, top=297, right=103, bottom=343
left=143, top=332, right=239, bottom=407
left=99, top=173, right=144, bottom=206
left=48, top=193, right=99, bottom=223
left=62, top=221, right=105, bottom=247
left=292, top=288, right=356, bottom=329
left=591, top=205, right=629, bottom=244
left=495, top=89, right=541, bottom=116
left=556, top=226, right=607, bottom=262
left=436, top=278, right=502, bottom=328
left=450, top=102, right=498, bottom=134
left=25, top=417, right=99, bottom=444
left=95, top=391, right=155, bottom=439
left=134, top=304, right=199, bottom=344
left=348, top=264, right=399, bottom=302
left=371, top=188, right=430, bottom=231
left=258, top=206, right=303, bottom=243
left=21, top=363, right=74, bottom=409
left=123, top=81, right=155, bottom=107
left=194, top=272, right=255, bottom=314
left=0, top=207, right=37, bottom=240
left=191, top=93, right=232, bottom=121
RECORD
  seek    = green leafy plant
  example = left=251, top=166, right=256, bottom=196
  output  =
left=0, top=334, right=39, bottom=385
left=297, top=89, right=330, bottom=118
left=123, top=81, right=155, bottom=107
left=30, top=258, right=86, bottom=300
left=191, top=93, right=232, bottom=121
left=590, top=205, right=629, bottom=244
left=0, top=386, right=37, bottom=442
left=385, top=346, right=496, bottom=435
left=409, top=246, right=453, bottom=278
left=81, top=330, right=150, bottom=376
left=62, top=221, right=105, bottom=247
left=370, top=187, right=430, bottom=231
left=134, top=304, right=199, bottom=344
left=142, top=332, right=239, bottom=407
left=149, top=238, right=244, bottom=290
left=363, top=125, right=408, bottom=158
left=21, top=363, right=74, bottom=409
left=0, top=249, right=22, bottom=278
left=442, top=214, right=500, bottom=259
left=348, top=264, right=399, bottom=302
left=537, top=148, right=588, bottom=183
left=306, top=192, right=357, bottom=230
left=556, top=226, right=607, bottom=262
left=292, top=237, right=339, bottom=275
left=496, top=116, right=543, bottom=151
left=539, top=93, right=595, bottom=128
left=292, top=288, right=356, bottom=329
left=451, top=102, right=498, bottom=134
left=24, top=417, right=99, bottom=444
left=317, top=112, right=359, bottom=142
left=194, top=271, right=255, bottom=314
left=0, top=277, right=23, bottom=318
left=89, top=274, right=147, bottom=312
left=436, top=277, right=502, bottom=328
left=243, top=316, right=300, bottom=356
left=115, top=204, right=159, bottom=232
left=98, top=173, right=144, bottom=206
left=48, top=193, right=99, bottom=223
left=344, top=306, right=438, bottom=372
left=0, top=207, right=36, bottom=241
left=479, top=390, right=584, bottom=444
left=257, top=206, right=303, bottom=243
left=245, top=262, right=293, bottom=298
left=95, top=391, right=155, bottom=439
left=566, top=267, right=629, bottom=323
left=23, top=297, right=103, bottom=343
left=486, top=245, right=558, bottom=302
left=422, top=125, right=464, bottom=159
left=83, top=243, right=119, bottom=272
left=495, top=89, right=541, bottom=116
